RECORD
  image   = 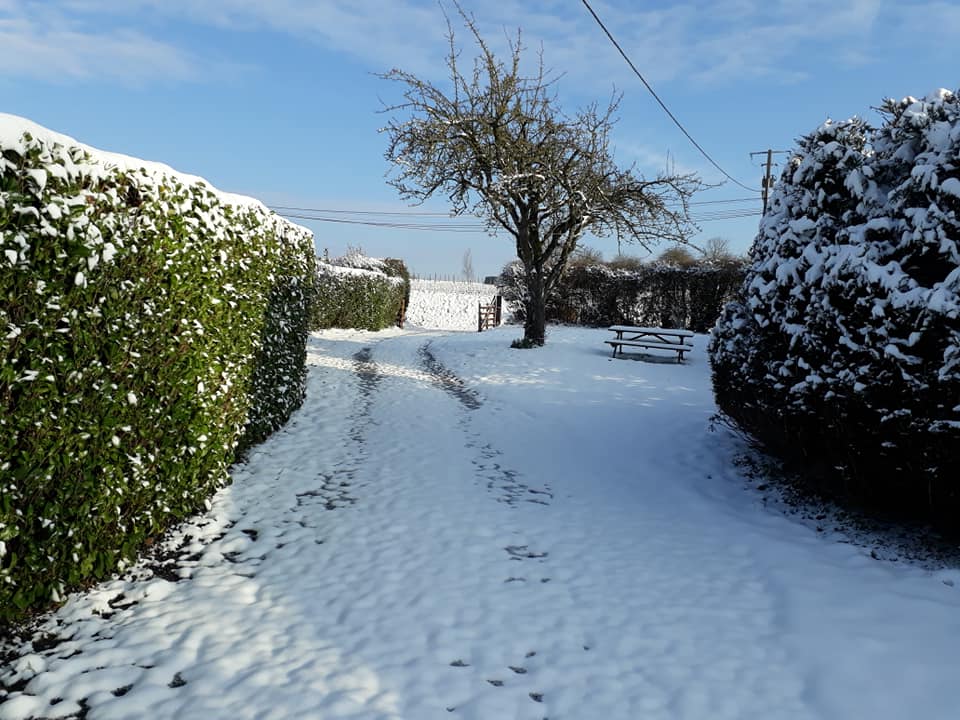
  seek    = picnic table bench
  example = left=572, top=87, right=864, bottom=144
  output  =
left=606, top=325, right=694, bottom=362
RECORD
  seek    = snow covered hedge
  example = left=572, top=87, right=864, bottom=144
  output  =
left=500, top=260, right=744, bottom=331
left=310, top=252, right=409, bottom=331
left=0, top=116, right=316, bottom=619
left=406, top=278, right=500, bottom=331
left=710, top=90, right=960, bottom=528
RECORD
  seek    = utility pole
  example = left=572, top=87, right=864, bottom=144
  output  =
left=761, top=148, right=773, bottom=215
left=751, top=149, right=790, bottom=214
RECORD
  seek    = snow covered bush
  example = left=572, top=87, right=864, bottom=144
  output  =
left=710, top=90, right=960, bottom=528
left=499, top=259, right=744, bottom=331
left=311, top=253, right=408, bottom=331
left=0, top=116, right=316, bottom=619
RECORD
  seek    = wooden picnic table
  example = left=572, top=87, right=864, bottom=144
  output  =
left=606, top=325, right=694, bottom=362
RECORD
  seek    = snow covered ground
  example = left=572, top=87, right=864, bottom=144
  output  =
left=406, top=279, right=501, bottom=331
left=3, top=325, right=960, bottom=720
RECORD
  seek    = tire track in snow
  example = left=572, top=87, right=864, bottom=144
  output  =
left=418, top=341, right=553, bottom=509
left=417, top=341, right=482, bottom=411
left=292, top=346, right=382, bottom=518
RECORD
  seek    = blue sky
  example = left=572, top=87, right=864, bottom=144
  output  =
left=2, top=1, right=957, bottom=278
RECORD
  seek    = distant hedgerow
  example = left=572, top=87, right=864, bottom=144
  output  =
left=499, top=259, right=745, bottom=331
left=311, top=252, right=409, bottom=331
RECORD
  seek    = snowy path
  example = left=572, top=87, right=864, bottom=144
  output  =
left=3, top=327, right=960, bottom=720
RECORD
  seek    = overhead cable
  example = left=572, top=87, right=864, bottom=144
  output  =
left=578, top=0, right=762, bottom=194
left=269, top=205, right=453, bottom=217
left=275, top=209, right=761, bottom=229
left=275, top=212, right=488, bottom=232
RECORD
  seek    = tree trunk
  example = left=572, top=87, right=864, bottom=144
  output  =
left=523, top=267, right=547, bottom=346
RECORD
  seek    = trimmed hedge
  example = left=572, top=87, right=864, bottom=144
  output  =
left=710, top=89, right=960, bottom=530
left=0, top=122, right=316, bottom=620
left=311, top=256, right=409, bottom=331
left=499, top=259, right=745, bottom=331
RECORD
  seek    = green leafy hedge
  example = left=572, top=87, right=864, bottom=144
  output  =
left=310, top=258, right=408, bottom=330
left=0, top=124, right=316, bottom=621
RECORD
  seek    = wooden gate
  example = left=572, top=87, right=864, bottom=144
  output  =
left=478, top=295, right=502, bottom=331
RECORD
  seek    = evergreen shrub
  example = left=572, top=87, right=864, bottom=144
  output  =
left=0, top=121, right=315, bottom=620
left=710, top=90, right=960, bottom=529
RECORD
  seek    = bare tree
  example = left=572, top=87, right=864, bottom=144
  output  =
left=700, top=236, right=736, bottom=264
left=657, top=245, right=699, bottom=267
left=461, top=248, right=475, bottom=282
left=606, top=253, right=644, bottom=271
left=569, top=245, right=603, bottom=268
left=379, top=6, right=704, bottom=345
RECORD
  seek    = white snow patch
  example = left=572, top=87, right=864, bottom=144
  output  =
left=406, top=279, right=500, bottom=331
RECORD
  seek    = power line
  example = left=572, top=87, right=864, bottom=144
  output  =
left=689, top=197, right=759, bottom=206
left=667, top=197, right=759, bottom=214
left=275, top=212, right=488, bottom=232
left=691, top=210, right=762, bottom=222
left=667, top=197, right=759, bottom=213
left=692, top=208, right=762, bottom=217
left=274, top=197, right=762, bottom=231
left=269, top=205, right=453, bottom=217
left=278, top=209, right=758, bottom=231
left=270, top=197, right=757, bottom=218
left=578, top=0, right=762, bottom=194
left=278, top=213, right=486, bottom=231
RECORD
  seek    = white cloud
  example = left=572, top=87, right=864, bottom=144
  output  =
left=0, top=23, right=196, bottom=84
left=535, top=0, right=884, bottom=86
left=0, top=2, right=205, bottom=84
left=3, top=0, right=957, bottom=90
left=50, top=0, right=455, bottom=77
